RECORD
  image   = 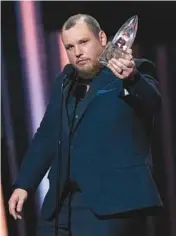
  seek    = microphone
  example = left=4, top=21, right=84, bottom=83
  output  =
left=62, top=64, right=76, bottom=87
left=62, top=63, right=75, bottom=75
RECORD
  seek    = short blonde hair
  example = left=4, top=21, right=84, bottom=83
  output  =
left=62, top=14, right=102, bottom=37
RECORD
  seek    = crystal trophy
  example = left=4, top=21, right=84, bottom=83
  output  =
left=98, top=15, right=138, bottom=66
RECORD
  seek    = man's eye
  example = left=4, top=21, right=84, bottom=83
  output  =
left=66, top=45, right=73, bottom=50
left=81, top=40, right=87, bottom=44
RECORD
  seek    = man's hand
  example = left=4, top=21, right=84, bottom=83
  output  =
left=8, top=188, right=28, bottom=220
left=107, top=49, right=136, bottom=80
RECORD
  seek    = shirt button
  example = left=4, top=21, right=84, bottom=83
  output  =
left=75, top=115, right=79, bottom=119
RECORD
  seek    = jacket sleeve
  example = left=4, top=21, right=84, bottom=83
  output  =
left=121, top=59, right=161, bottom=116
left=13, top=75, right=63, bottom=193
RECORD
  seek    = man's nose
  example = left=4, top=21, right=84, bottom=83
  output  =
left=75, top=46, right=82, bottom=57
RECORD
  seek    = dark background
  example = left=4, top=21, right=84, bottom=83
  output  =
left=3, top=1, right=176, bottom=43
left=41, top=1, right=176, bottom=44
left=2, top=1, right=176, bottom=236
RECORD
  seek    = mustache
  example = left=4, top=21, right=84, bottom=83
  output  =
left=76, top=58, right=89, bottom=64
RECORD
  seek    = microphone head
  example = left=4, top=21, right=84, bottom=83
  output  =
left=63, top=64, right=76, bottom=76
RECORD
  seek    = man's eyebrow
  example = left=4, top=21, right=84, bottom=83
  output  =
left=65, top=38, right=89, bottom=48
left=78, top=38, right=89, bottom=43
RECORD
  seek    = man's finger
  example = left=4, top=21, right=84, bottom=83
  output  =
left=109, top=58, right=127, bottom=71
left=119, top=58, right=134, bottom=68
left=9, top=202, right=17, bottom=220
left=17, top=214, right=22, bottom=220
left=123, top=52, right=132, bottom=61
left=107, top=63, right=124, bottom=79
left=126, top=48, right=132, bottom=55
left=17, top=199, right=24, bottom=213
left=9, top=195, right=19, bottom=220
left=108, top=60, right=123, bottom=74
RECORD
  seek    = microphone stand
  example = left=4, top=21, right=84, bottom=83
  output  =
left=54, top=73, right=70, bottom=236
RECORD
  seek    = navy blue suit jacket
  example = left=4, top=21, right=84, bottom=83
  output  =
left=15, top=59, right=162, bottom=220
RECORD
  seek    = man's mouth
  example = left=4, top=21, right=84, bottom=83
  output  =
left=77, top=59, right=89, bottom=65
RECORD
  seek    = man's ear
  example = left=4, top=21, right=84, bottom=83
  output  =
left=99, top=30, right=107, bottom=46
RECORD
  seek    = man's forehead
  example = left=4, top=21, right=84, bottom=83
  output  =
left=62, top=22, right=95, bottom=44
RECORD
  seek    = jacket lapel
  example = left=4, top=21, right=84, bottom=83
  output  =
left=72, top=67, right=122, bottom=133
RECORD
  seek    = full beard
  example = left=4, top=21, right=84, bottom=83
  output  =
left=75, top=61, right=102, bottom=79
